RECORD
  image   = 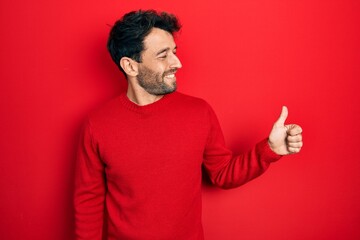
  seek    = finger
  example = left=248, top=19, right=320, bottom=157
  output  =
left=286, top=124, right=302, bottom=136
left=287, top=134, right=302, bottom=142
left=287, top=141, right=303, bottom=148
left=275, top=106, right=288, bottom=126
left=287, top=146, right=302, bottom=154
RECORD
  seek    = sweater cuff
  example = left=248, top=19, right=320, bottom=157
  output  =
left=256, top=138, right=282, bottom=163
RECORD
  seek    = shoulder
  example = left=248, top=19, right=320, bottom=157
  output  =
left=173, top=91, right=211, bottom=110
left=85, top=94, right=124, bottom=126
left=171, top=92, right=217, bottom=124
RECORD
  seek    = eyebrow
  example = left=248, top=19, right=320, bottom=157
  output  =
left=155, top=46, right=177, bottom=56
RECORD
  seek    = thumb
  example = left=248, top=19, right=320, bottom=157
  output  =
left=275, top=106, right=288, bottom=126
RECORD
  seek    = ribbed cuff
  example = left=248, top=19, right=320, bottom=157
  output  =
left=256, top=138, right=282, bottom=163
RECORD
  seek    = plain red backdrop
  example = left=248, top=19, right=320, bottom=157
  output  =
left=1, top=0, right=359, bottom=239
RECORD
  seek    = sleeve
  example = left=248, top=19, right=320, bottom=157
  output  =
left=202, top=104, right=282, bottom=189
left=74, top=120, right=106, bottom=239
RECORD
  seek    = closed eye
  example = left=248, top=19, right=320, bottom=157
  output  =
left=156, top=46, right=177, bottom=59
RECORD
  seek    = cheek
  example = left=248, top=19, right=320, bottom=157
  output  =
left=150, top=61, right=167, bottom=73
left=142, top=60, right=167, bottom=76
left=157, top=65, right=167, bottom=74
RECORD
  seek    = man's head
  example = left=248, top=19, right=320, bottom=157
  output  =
left=107, top=10, right=181, bottom=67
left=107, top=10, right=182, bottom=95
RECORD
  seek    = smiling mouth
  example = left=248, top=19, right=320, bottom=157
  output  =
left=165, top=73, right=175, bottom=79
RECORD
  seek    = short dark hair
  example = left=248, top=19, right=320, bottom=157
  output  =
left=107, top=10, right=181, bottom=76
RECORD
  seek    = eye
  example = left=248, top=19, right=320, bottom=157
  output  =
left=158, top=54, right=167, bottom=59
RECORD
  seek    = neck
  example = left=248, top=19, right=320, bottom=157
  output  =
left=126, top=81, right=163, bottom=106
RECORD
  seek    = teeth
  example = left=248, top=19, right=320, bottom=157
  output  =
left=166, top=74, right=175, bottom=78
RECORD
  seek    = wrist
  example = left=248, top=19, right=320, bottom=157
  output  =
left=268, top=138, right=280, bottom=155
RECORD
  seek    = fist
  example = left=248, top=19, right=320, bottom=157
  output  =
left=268, top=106, right=303, bottom=155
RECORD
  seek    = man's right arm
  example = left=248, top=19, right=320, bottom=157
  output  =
left=74, top=120, right=106, bottom=239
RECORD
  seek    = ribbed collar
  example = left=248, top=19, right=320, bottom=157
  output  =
left=119, top=91, right=178, bottom=115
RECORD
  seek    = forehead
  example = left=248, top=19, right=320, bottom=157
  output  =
left=142, top=28, right=176, bottom=54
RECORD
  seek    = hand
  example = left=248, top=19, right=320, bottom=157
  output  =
left=268, top=106, right=303, bottom=155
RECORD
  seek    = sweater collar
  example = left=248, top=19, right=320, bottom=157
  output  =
left=119, top=91, right=178, bottom=114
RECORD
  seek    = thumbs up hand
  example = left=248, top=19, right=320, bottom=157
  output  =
left=268, top=106, right=303, bottom=155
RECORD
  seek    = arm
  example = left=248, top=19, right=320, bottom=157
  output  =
left=203, top=105, right=303, bottom=189
left=74, top=120, right=106, bottom=239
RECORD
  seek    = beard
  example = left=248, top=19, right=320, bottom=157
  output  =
left=136, top=65, right=177, bottom=95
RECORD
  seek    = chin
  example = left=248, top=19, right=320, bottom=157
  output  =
left=162, top=82, right=177, bottom=95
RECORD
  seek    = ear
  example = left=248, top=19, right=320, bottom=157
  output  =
left=119, top=57, right=139, bottom=77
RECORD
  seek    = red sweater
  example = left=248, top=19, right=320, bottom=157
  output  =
left=74, top=92, right=281, bottom=239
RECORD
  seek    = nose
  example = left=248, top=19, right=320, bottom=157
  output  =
left=169, top=53, right=182, bottom=69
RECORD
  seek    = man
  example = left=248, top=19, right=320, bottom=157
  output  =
left=74, top=10, right=303, bottom=240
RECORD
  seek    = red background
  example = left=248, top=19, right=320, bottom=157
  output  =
left=1, top=0, right=359, bottom=239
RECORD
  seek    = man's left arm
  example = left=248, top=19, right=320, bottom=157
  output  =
left=202, top=105, right=303, bottom=189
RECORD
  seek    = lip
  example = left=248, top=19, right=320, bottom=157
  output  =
left=164, top=71, right=177, bottom=80
left=164, top=74, right=175, bottom=78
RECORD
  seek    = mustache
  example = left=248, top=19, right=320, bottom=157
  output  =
left=163, top=69, right=178, bottom=76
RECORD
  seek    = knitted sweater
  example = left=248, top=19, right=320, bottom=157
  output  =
left=74, top=91, right=281, bottom=239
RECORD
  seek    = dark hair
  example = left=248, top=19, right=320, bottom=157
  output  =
left=107, top=10, right=181, bottom=76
